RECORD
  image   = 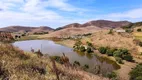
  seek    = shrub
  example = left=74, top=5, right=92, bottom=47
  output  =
left=106, top=72, right=117, bottom=79
left=120, top=48, right=129, bottom=55
left=139, top=42, right=142, bottom=47
left=73, top=61, right=80, bottom=66
left=21, top=33, right=26, bottom=36
left=98, top=47, right=107, bottom=54
left=15, top=35, right=18, bottom=39
left=86, top=47, right=93, bottom=53
left=137, top=28, right=142, bottom=32
left=86, top=41, right=93, bottom=47
left=80, top=46, right=86, bottom=52
left=0, top=64, right=9, bottom=80
left=83, top=33, right=92, bottom=36
left=113, top=50, right=122, bottom=58
left=108, top=29, right=113, bottom=34
left=129, top=63, right=142, bottom=80
left=73, top=40, right=82, bottom=50
left=125, top=29, right=133, bottom=33
left=115, top=57, right=123, bottom=64
left=83, top=64, right=89, bottom=70
left=106, top=49, right=114, bottom=56
left=50, top=56, right=63, bottom=64
left=74, top=40, right=82, bottom=47
left=123, top=55, right=133, bottom=62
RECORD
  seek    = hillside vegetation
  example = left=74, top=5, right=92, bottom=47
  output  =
left=0, top=43, right=108, bottom=80
left=122, top=21, right=142, bottom=29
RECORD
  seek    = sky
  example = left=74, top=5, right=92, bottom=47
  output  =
left=0, top=0, right=142, bottom=28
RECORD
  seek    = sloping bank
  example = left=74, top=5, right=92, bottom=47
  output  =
left=0, top=43, right=108, bottom=80
left=54, top=39, right=137, bottom=80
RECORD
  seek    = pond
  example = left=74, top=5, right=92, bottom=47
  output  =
left=13, top=40, right=120, bottom=75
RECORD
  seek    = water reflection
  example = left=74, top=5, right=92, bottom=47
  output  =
left=13, top=40, right=120, bottom=75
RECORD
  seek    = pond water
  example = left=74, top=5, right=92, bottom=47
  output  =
left=13, top=40, right=120, bottom=75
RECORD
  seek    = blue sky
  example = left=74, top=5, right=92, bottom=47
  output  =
left=0, top=0, right=142, bottom=28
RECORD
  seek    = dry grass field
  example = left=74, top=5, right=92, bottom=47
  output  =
left=38, top=26, right=104, bottom=38
left=91, top=31, right=136, bottom=52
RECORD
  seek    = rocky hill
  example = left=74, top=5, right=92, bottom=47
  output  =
left=81, top=20, right=131, bottom=28
left=0, top=26, right=54, bottom=33
left=56, top=20, right=131, bottom=30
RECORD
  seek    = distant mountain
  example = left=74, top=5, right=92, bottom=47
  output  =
left=55, top=23, right=81, bottom=31
left=81, top=20, right=131, bottom=28
left=55, top=20, right=131, bottom=30
left=0, top=26, right=54, bottom=33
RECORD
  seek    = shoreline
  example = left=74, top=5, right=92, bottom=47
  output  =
left=53, top=39, right=137, bottom=80
left=16, top=35, right=138, bottom=80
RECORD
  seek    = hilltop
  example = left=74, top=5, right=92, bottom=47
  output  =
left=41, top=20, right=131, bottom=38
left=0, top=26, right=54, bottom=33
left=56, top=20, right=131, bottom=30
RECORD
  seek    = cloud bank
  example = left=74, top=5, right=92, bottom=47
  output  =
left=0, top=0, right=142, bottom=28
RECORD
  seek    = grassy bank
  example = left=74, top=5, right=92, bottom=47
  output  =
left=55, top=38, right=138, bottom=80
left=0, top=43, right=109, bottom=80
left=14, top=33, right=140, bottom=80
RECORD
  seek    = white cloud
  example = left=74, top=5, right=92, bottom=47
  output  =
left=43, top=0, right=80, bottom=11
left=22, top=0, right=82, bottom=12
left=0, top=0, right=87, bottom=28
left=103, top=8, right=142, bottom=20
left=1, top=0, right=141, bottom=28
